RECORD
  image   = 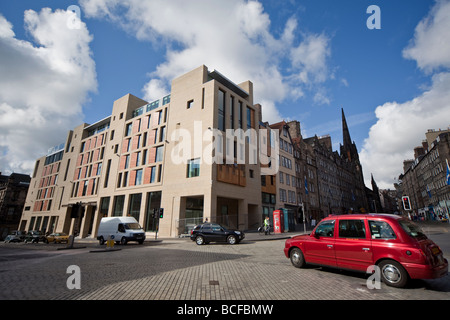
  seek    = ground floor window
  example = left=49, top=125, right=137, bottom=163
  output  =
left=129, top=193, right=142, bottom=221
left=100, top=197, right=110, bottom=217
left=145, top=191, right=162, bottom=232
left=113, top=195, right=125, bottom=216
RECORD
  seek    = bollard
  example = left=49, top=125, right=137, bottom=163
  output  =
left=68, top=235, right=75, bottom=248
left=106, top=235, right=115, bottom=250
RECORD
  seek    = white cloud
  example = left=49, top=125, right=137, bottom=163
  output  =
left=80, top=0, right=334, bottom=122
left=0, top=9, right=96, bottom=174
left=402, top=0, right=450, bottom=73
left=360, top=72, right=450, bottom=189
left=290, top=33, right=331, bottom=84
left=361, top=0, right=450, bottom=190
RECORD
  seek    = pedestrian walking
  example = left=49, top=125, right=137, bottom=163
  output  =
left=264, top=216, right=270, bottom=235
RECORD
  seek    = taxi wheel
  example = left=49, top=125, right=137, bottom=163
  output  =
left=290, top=248, right=306, bottom=268
left=378, top=260, right=409, bottom=288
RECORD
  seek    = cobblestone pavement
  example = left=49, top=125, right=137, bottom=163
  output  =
left=0, top=222, right=449, bottom=301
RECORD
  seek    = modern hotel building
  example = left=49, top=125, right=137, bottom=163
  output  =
left=19, top=65, right=271, bottom=238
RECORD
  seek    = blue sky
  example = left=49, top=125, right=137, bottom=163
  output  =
left=1, top=0, right=450, bottom=189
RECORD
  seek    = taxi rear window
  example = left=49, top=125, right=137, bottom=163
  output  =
left=398, top=220, right=427, bottom=240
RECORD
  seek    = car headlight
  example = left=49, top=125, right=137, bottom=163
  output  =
left=235, top=231, right=241, bottom=235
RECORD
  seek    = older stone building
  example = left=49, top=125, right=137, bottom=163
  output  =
left=0, top=172, right=30, bottom=239
left=397, top=128, right=450, bottom=220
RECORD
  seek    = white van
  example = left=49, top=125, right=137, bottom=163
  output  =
left=97, top=217, right=146, bottom=245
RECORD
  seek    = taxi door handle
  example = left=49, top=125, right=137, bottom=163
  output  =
left=327, top=245, right=333, bottom=248
left=362, top=248, right=370, bottom=251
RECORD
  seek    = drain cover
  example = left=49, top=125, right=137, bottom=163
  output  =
left=209, top=280, right=219, bottom=285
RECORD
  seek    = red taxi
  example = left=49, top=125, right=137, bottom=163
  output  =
left=284, top=214, right=448, bottom=288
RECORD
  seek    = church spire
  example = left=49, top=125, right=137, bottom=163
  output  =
left=342, top=108, right=352, bottom=150
left=340, top=108, right=359, bottom=162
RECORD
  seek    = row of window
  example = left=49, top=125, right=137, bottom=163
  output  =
left=117, top=164, right=162, bottom=188
left=27, top=215, right=58, bottom=234
left=279, top=189, right=297, bottom=204
left=100, top=191, right=162, bottom=232
left=217, top=89, right=255, bottom=132
left=74, top=162, right=102, bottom=182
left=315, top=219, right=396, bottom=240
left=126, top=108, right=167, bottom=137
left=120, top=145, right=164, bottom=171
left=71, top=177, right=100, bottom=198
left=44, top=150, right=64, bottom=166
left=131, top=95, right=171, bottom=119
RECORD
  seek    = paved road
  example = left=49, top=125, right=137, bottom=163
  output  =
left=0, top=225, right=449, bottom=302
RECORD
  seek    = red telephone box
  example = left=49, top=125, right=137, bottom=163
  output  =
left=273, top=210, right=284, bottom=234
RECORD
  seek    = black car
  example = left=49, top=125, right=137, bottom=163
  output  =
left=24, top=230, right=46, bottom=243
left=190, top=223, right=245, bottom=245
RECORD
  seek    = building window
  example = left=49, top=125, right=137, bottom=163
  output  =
left=100, top=197, right=109, bottom=217
left=159, top=126, right=166, bottom=143
left=103, top=160, right=111, bottom=188
left=135, top=152, right=141, bottom=167
left=96, top=162, right=102, bottom=176
left=218, top=89, right=225, bottom=131
left=128, top=193, right=142, bottom=221
left=187, top=99, right=194, bottom=109
left=113, top=195, right=125, bottom=217
left=122, top=172, right=128, bottom=187
left=135, top=169, right=143, bottom=185
left=187, top=158, right=200, bottom=178
left=155, top=146, right=164, bottom=162
left=125, top=155, right=130, bottom=169
left=157, top=164, right=162, bottom=182
left=142, top=149, right=148, bottom=165
left=82, top=180, right=88, bottom=196
left=117, top=173, right=122, bottom=188
left=279, top=189, right=287, bottom=202
left=157, top=110, right=162, bottom=125
left=125, top=123, right=132, bottom=136
left=145, top=191, right=162, bottom=232
left=230, top=96, right=235, bottom=129
left=201, top=88, right=205, bottom=109
left=150, top=166, right=156, bottom=183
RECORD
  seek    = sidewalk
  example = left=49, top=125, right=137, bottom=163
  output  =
left=73, top=230, right=304, bottom=245
left=73, top=219, right=450, bottom=245
left=244, top=230, right=305, bottom=242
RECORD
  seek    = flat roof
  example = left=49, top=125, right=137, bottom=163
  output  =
left=84, top=115, right=111, bottom=131
left=208, top=69, right=249, bottom=99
